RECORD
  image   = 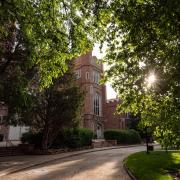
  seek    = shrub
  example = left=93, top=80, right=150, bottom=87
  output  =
left=52, top=128, right=93, bottom=149
left=21, top=131, right=43, bottom=148
left=74, top=128, right=93, bottom=146
left=104, top=129, right=141, bottom=144
left=21, top=128, right=93, bottom=149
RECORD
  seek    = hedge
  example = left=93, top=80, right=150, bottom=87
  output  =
left=21, top=128, right=93, bottom=149
left=104, top=129, right=141, bottom=144
left=52, top=128, right=93, bottom=149
left=21, top=131, right=43, bottom=148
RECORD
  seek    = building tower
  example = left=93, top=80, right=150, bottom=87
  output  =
left=74, top=52, right=106, bottom=138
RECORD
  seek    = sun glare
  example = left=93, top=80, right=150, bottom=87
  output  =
left=146, top=73, right=156, bottom=87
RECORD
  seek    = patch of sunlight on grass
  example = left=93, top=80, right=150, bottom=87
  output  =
left=171, top=152, right=180, bottom=163
left=125, top=151, right=180, bottom=180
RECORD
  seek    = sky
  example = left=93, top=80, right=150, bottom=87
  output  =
left=92, top=44, right=117, bottom=99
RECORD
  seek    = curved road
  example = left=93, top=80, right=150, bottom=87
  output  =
left=2, top=146, right=157, bottom=180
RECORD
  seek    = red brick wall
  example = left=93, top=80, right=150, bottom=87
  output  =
left=104, top=99, right=126, bottom=129
left=74, top=52, right=126, bottom=133
left=74, top=52, right=106, bottom=116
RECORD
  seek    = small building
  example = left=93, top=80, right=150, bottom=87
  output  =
left=0, top=102, right=8, bottom=142
left=0, top=102, right=28, bottom=146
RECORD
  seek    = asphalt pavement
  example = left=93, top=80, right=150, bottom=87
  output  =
left=0, top=144, right=160, bottom=180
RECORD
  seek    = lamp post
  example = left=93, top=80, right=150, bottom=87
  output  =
left=145, top=125, right=150, bottom=154
left=145, top=73, right=156, bottom=154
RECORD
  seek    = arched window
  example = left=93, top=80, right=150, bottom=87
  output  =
left=86, top=72, right=89, bottom=79
left=90, top=85, right=93, bottom=94
left=93, top=71, right=100, bottom=84
left=75, top=69, right=81, bottom=79
left=93, top=93, right=101, bottom=115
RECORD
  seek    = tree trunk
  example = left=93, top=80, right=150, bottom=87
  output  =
left=42, top=123, right=49, bottom=151
left=165, top=146, right=168, bottom=153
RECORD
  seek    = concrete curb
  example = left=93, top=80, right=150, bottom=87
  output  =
left=123, top=158, right=137, bottom=180
left=0, top=144, right=146, bottom=177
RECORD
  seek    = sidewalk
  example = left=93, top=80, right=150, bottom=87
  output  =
left=0, top=144, right=148, bottom=177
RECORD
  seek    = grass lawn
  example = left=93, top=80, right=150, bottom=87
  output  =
left=125, top=151, right=180, bottom=180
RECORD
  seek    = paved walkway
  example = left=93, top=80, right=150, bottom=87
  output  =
left=0, top=144, right=160, bottom=180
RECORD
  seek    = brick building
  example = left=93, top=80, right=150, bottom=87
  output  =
left=104, top=99, right=126, bottom=130
left=0, top=52, right=127, bottom=142
left=74, top=52, right=127, bottom=138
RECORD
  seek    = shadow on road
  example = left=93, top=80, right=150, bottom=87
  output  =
left=11, top=148, right=136, bottom=180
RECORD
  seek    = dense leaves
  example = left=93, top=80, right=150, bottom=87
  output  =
left=1, top=0, right=179, bottom=148
left=104, top=129, right=141, bottom=144
left=0, top=0, right=102, bottom=124
left=21, top=128, right=93, bottom=149
left=23, top=65, right=84, bottom=150
left=100, top=0, right=180, bottom=147
left=52, top=128, right=93, bottom=149
left=0, top=0, right=98, bottom=83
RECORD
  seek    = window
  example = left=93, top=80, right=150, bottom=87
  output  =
left=93, top=93, right=101, bottom=116
left=86, top=72, right=89, bottom=79
left=75, top=69, right=81, bottom=79
left=121, top=119, right=126, bottom=129
left=125, top=113, right=130, bottom=119
left=93, top=71, right=100, bottom=84
left=90, top=85, right=93, bottom=94
left=0, top=134, right=4, bottom=142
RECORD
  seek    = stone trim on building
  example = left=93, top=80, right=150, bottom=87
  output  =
left=74, top=52, right=127, bottom=138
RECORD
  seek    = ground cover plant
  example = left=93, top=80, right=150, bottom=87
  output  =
left=125, top=151, right=180, bottom=180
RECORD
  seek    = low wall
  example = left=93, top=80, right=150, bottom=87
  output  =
left=91, top=139, right=117, bottom=148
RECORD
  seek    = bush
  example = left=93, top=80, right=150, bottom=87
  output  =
left=52, top=128, right=93, bottom=149
left=75, top=128, right=93, bottom=146
left=104, top=129, right=141, bottom=144
left=21, top=131, right=43, bottom=148
left=21, top=128, right=94, bottom=149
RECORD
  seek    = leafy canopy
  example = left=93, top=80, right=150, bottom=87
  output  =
left=0, top=0, right=100, bottom=87
left=98, top=0, right=180, bottom=145
left=0, top=0, right=102, bottom=120
left=23, top=64, right=84, bottom=150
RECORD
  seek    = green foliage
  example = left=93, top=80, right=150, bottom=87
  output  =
left=52, top=128, right=93, bottom=149
left=74, top=128, right=93, bottom=147
left=154, top=127, right=180, bottom=150
left=0, top=0, right=97, bottom=86
left=149, top=96, right=180, bottom=150
left=22, top=128, right=93, bottom=149
left=0, top=0, right=102, bottom=125
left=21, top=131, right=43, bottom=149
left=22, top=65, right=85, bottom=150
left=98, top=0, right=180, bottom=150
left=102, top=0, right=180, bottom=100
left=125, top=151, right=180, bottom=180
left=104, top=129, right=141, bottom=144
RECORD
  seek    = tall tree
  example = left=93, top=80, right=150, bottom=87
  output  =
left=0, top=0, right=101, bottom=123
left=24, top=64, right=84, bottom=150
left=97, top=0, right=180, bottom=146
